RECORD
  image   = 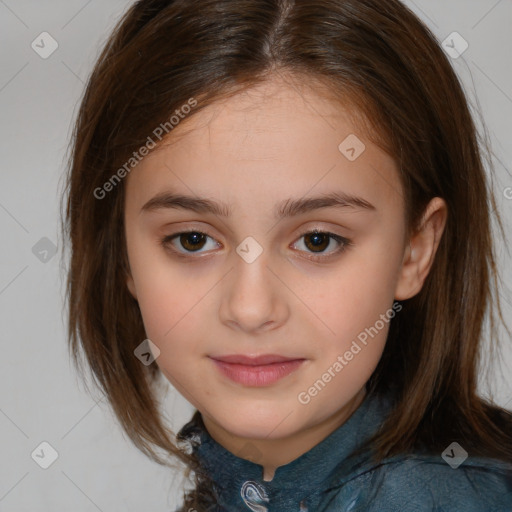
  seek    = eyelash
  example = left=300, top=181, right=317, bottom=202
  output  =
left=160, top=229, right=352, bottom=262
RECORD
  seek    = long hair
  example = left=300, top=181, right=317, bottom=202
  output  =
left=59, top=0, right=512, bottom=509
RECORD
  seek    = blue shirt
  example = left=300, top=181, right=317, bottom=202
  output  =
left=175, top=390, right=512, bottom=511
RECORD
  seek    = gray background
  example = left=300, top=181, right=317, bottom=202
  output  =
left=0, top=1, right=511, bottom=510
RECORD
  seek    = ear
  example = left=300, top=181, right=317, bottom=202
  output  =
left=394, top=197, right=447, bottom=301
left=125, top=269, right=138, bottom=300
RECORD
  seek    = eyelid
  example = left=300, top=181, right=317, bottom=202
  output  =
left=160, top=229, right=219, bottom=259
left=160, top=224, right=352, bottom=260
left=291, top=228, right=352, bottom=261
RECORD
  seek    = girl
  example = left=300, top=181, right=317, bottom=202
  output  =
left=60, top=0, right=512, bottom=510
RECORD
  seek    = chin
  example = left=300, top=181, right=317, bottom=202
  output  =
left=214, top=407, right=301, bottom=440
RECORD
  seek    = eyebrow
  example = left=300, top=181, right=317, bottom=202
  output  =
left=140, top=189, right=376, bottom=218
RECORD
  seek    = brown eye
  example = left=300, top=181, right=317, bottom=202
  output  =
left=292, top=229, right=352, bottom=261
left=303, top=231, right=330, bottom=252
left=160, top=228, right=351, bottom=262
left=161, top=231, right=219, bottom=256
left=178, top=232, right=207, bottom=252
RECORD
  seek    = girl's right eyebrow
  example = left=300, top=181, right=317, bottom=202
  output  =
left=139, top=190, right=377, bottom=219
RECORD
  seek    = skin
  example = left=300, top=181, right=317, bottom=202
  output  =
left=124, top=73, right=447, bottom=481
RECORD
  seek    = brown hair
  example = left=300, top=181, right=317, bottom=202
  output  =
left=59, top=0, right=512, bottom=509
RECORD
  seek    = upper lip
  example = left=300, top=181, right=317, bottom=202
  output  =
left=210, top=354, right=304, bottom=366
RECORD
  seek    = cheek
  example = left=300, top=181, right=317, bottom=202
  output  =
left=136, top=275, right=197, bottom=344
left=126, top=240, right=189, bottom=342
left=301, top=249, right=400, bottom=340
left=132, top=258, right=219, bottom=359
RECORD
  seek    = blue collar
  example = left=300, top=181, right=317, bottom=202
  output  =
left=177, top=389, right=396, bottom=509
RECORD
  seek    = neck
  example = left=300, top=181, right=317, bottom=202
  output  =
left=201, top=387, right=367, bottom=482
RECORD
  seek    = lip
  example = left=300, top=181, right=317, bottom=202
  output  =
left=211, top=354, right=302, bottom=365
left=209, top=354, right=306, bottom=387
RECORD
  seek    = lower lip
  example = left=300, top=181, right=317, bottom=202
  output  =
left=211, top=359, right=305, bottom=387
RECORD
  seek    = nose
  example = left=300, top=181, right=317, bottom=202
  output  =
left=219, top=249, right=289, bottom=333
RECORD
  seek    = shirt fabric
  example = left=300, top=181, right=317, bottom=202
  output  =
left=175, top=389, right=512, bottom=511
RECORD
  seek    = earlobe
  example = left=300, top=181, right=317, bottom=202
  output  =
left=394, top=197, right=447, bottom=301
left=126, top=272, right=138, bottom=300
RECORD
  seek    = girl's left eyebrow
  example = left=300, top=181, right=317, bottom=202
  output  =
left=139, top=189, right=377, bottom=219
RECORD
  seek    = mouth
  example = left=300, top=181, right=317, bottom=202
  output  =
left=209, top=354, right=306, bottom=387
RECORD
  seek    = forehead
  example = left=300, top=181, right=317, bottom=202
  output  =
left=125, top=75, right=403, bottom=219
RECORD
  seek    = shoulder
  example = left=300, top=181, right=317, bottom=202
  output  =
left=322, top=453, right=512, bottom=512
left=373, top=455, right=512, bottom=511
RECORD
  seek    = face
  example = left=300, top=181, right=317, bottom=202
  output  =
left=124, top=74, right=410, bottom=443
